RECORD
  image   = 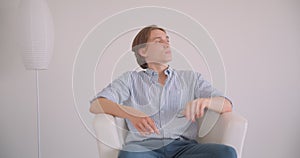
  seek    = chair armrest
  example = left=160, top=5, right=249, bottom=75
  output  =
left=93, top=114, right=122, bottom=158
left=197, top=112, right=248, bottom=158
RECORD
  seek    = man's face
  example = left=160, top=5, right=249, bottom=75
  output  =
left=140, top=29, right=172, bottom=65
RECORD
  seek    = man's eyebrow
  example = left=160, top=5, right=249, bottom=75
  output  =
left=151, top=36, right=169, bottom=40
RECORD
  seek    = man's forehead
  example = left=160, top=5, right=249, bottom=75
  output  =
left=149, top=29, right=168, bottom=39
left=150, top=29, right=167, bottom=36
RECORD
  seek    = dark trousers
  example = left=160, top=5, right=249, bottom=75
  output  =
left=118, top=138, right=237, bottom=158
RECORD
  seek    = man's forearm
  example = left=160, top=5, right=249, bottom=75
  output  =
left=208, top=97, right=232, bottom=114
left=89, top=98, right=147, bottom=119
left=90, top=97, right=159, bottom=135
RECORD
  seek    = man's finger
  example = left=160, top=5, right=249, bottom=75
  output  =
left=190, top=101, right=196, bottom=122
left=146, top=117, right=160, bottom=134
left=185, top=102, right=191, bottom=120
left=136, top=124, right=146, bottom=136
left=137, top=121, right=148, bottom=135
left=144, top=119, right=154, bottom=134
left=200, top=99, right=208, bottom=117
left=196, top=99, right=201, bottom=118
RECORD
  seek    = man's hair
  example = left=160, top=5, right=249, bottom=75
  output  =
left=132, top=25, right=166, bottom=69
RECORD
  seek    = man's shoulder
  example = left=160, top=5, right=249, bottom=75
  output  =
left=174, top=69, right=201, bottom=77
left=116, top=71, right=138, bottom=78
left=115, top=70, right=144, bottom=80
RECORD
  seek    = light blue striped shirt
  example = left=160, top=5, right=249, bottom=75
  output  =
left=95, top=67, right=224, bottom=143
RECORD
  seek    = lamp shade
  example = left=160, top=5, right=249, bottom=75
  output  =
left=19, top=0, right=54, bottom=70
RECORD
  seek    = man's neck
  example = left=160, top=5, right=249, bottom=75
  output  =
left=148, top=63, right=169, bottom=86
left=148, top=63, right=168, bottom=75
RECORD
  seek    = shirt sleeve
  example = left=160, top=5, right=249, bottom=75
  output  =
left=193, top=72, right=234, bottom=107
left=194, top=73, right=224, bottom=99
left=91, top=72, right=131, bottom=104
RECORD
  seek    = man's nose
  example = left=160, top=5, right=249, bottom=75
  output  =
left=161, top=39, right=169, bottom=47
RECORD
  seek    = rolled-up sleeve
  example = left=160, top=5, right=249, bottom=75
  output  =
left=194, top=73, right=224, bottom=99
left=91, top=72, right=131, bottom=104
left=193, top=73, right=233, bottom=106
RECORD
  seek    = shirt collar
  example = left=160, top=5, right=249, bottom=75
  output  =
left=145, top=66, right=173, bottom=77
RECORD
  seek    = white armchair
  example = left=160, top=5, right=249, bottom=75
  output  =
left=93, top=111, right=248, bottom=158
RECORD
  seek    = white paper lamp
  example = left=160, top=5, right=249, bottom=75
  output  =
left=19, top=0, right=54, bottom=70
left=18, top=1, right=54, bottom=158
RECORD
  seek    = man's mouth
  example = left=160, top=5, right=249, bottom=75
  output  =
left=165, top=49, right=171, bottom=54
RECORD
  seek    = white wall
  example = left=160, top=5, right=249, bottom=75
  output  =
left=1, top=0, right=300, bottom=158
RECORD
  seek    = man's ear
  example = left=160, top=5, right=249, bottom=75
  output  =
left=138, top=47, right=148, bottom=57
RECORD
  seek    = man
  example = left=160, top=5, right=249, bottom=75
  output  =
left=90, top=25, right=237, bottom=158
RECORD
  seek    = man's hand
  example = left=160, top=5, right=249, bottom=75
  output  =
left=184, top=98, right=210, bottom=122
left=183, top=97, right=231, bottom=122
left=128, top=114, right=160, bottom=136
